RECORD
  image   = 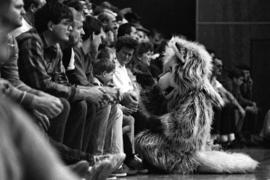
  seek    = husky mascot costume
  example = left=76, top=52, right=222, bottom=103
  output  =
left=135, top=36, right=258, bottom=174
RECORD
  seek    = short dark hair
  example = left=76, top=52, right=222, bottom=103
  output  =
left=97, top=12, right=114, bottom=32
left=82, top=15, right=103, bottom=41
left=237, top=64, right=250, bottom=71
left=115, top=36, right=138, bottom=52
left=35, top=2, right=73, bottom=33
left=64, top=0, right=83, bottom=12
left=229, top=68, right=242, bottom=79
left=117, top=23, right=134, bottom=38
left=93, top=47, right=115, bottom=75
left=24, top=0, right=40, bottom=11
left=136, top=42, right=153, bottom=57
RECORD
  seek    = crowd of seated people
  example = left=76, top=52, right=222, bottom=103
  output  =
left=0, top=0, right=270, bottom=179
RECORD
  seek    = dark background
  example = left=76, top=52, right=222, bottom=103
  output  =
left=93, top=0, right=270, bottom=116
left=92, top=0, right=196, bottom=40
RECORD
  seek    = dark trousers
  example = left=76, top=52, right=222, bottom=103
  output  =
left=82, top=102, right=96, bottom=152
left=220, top=104, right=236, bottom=135
left=47, top=98, right=70, bottom=142
left=212, top=104, right=236, bottom=135
left=50, top=138, right=89, bottom=165
left=64, top=100, right=87, bottom=150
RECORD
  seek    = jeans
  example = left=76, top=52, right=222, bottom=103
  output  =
left=87, top=104, right=123, bottom=155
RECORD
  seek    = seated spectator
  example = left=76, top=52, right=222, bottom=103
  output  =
left=228, top=68, right=259, bottom=138
left=62, top=15, right=128, bottom=177
left=2, top=0, right=71, bottom=145
left=128, top=41, right=156, bottom=89
left=97, top=11, right=118, bottom=46
left=93, top=47, right=147, bottom=174
left=134, top=23, right=150, bottom=43
left=92, top=47, right=116, bottom=87
left=117, top=23, right=138, bottom=40
left=210, top=57, right=245, bottom=148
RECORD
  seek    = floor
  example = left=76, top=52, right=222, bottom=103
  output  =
left=118, top=148, right=270, bottom=180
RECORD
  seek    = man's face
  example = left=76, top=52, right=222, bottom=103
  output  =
left=242, top=69, right=251, bottom=80
left=117, top=47, right=134, bottom=66
left=136, top=30, right=149, bottom=42
left=5, top=0, right=25, bottom=29
left=107, top=14, right=118, bottom=32
left=70, top=20, right=84, bottom=47
left=130, top=26, right=138, bottom=40
left=213, top=58, right=223, bottom=76
left=91, top=28, right=106, bottom=50
left=234, top=77, right=244, bottom=86
left=52, top=18, right=73, bottom=42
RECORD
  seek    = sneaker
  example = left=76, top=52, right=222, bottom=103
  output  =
left=69, top=160, right=89, bottom=178
left=111, top=165, right=127, bottom=177
left=106, top=175, right=117, bottom=179
left=92, top=153, right=125, bottom=172
left=125, top=154, right=148, bottom=174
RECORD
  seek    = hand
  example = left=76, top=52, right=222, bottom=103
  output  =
left=121, top=91, right=139, bottom=110
left=32, top=94, right=63, bottom=119
left=101, top=86, right=118, bottom=102
left=83, top=86, right=107, bottom=105
left=121, top=106, right=136, bottom=115
left=246, top=105, right=258, bottom=114
left=33, top=110, right=50, bottom=131
left=239, top=107, right=246, bottom=118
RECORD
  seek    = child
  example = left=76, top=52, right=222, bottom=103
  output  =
left=93, top=47, right=147, bottom=175
left=93, top=47, right=116, bottom=87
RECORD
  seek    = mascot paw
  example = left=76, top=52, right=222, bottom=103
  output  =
left=148, top=115, right=164, bottom=133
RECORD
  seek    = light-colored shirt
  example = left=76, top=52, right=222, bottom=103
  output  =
left=12, top=18, right=32, bottom=38
left=113, top=60, right=134, bottom=93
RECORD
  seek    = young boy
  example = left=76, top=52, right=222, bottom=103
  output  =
left=93, top=47, right=116, bottom=87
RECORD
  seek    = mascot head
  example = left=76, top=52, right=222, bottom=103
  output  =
left=158, top=36, right=223, bottom=108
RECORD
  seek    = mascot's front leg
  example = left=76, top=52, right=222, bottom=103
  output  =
left=135, top=115, right=199, bottom=174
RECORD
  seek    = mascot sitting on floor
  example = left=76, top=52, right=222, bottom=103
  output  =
left=135, top=36, right=258, bottom=174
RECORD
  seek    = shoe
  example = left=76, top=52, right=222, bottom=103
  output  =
left=92, top=153, right=125, bottom=172
left=106, top=175, right=117, bottom=179
left=125, top=154, right=148, bottom=174
left=69, top=160, right=89, bottom=178
left=111, top=165, right=128, bottom=177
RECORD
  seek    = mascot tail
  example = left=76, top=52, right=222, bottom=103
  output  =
left=195, top=151, right=258, bottom=173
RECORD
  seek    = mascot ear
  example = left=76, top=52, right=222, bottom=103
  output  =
left=174, top=43, right=185, bottom=64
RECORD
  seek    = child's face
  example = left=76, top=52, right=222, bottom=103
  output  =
left=101, top=70, right=115, bottom=84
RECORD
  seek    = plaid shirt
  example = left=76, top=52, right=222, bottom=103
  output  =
left=16, top=29, right=77, bottom=100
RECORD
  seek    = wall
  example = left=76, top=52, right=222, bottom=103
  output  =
left=197, top=0, right=270, bottom=114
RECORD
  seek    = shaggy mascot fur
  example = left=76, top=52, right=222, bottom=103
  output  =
left=135, top=36, right=258, bottom=174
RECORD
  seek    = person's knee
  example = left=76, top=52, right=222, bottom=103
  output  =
left=59, top=98, right=70, bottom=115
left=123, top=115, right=134, bottom=127
left=111, top=104, right=123, bottom=119
left=70, top=100, right=88, bottom=123
left=72, top=100, right=87, bottom=114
